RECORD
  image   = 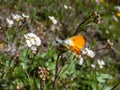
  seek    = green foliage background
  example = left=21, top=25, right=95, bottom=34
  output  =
left=0, top=0, right=120, bottom=90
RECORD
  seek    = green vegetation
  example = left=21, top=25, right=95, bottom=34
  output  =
left=0, top=0, right=120, bottom=90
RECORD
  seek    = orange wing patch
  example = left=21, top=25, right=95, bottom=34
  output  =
left=65, top=35, right=86, bottom=55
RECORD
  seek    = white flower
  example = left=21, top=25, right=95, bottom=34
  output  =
left=87, top=49, right=95, bottom=58
left=97, top=59, right=105, bottom=69
left=12, top=14, right=23, bottom=21
left=64, top=5, right=68, bottom=9
left=31, top=46, right=37, bottom=51
left=79, top=57, right=84, bottom=65
left=114, top=6, right=120, bottom=11
left=91, top=64, right=96, bottom=69
left=21, top=63, right=26, bottom=69
left=24, top=33, right=41, bottom=51
left=64, top=5, right=73, bottom=10
left=22, top=13, right=29, bottom=19
left=68, top=6, right=72, bottom=10
left=112, top=15, right=118, bottom=22
left=95, top=0, right=100, bottom=4
left=48, top=16, right=57, bottom=24
left=82, top=48, right=95, bottom=58
left=6, top=18, right=14, bottom=28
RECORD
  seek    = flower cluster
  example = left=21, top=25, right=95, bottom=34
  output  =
left=91, top=59, right=105, bottom=69
left=12, top=14, right=23, bottom=22
left=97, top=59, right=105, bottom=69
left=37, top=66, right=49, bottom=89
left=6, top=13, right=29, bottom=28
left=37, top=66, right=49, bottom=81
left=82, top=48, right=95, bottom=58
left=78, top=48, right=105, bottom=69
left=12, top=13, right=29, bottom=21
left=77, top=48, right=95, bottom=66
left=24, top=33, right=41, bottom=51
left=6, top=18, right=14, bottom=28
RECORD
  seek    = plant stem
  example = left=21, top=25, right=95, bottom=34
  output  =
left=95, top=69, right=98, bottom=90
left=73, top=16, right=91, bottom=36
left=73, top=11, right=99, bottom=36
left=40, top=79, right=43, bottom=90
left=58, top=55, right=76, bottom=77
left=110, top=82, right=120, bottom=90
left=53, top=53, right=60, bottom=90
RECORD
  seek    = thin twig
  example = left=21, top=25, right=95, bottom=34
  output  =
left=58, top=55, right=76, bottom=77
left=53, top=53, right=61, bottom=90
left=73, top=11, right=101, bottom=36
left=73, top=16, right=91, bottom=36
left=93, top=46, right=107, bottom=51
left=110, top=82, right=120, bottom=90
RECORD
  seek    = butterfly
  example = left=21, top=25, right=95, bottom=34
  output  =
left=56, top=35, right=86, bottom=55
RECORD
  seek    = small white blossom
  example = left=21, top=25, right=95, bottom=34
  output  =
left=12, top=14, right=23, bottom=21
left=6, top=18, right=14, bottom=28
left=81, top=49, right=87, bottom=55
left=48, top=16, right=57, bottom=24
left=64, top=5, right=68, bottom=9
left=82, top=48, right=95, bottom=58
left=68, top=6, right=72, bottom=10
left=24, top=33, right=41, bottom=51
left=64, top=5, right=73, bottom=10
left=114, top=6, right=120, bottom=11
left=95, top=0, right=104, bottom=4
left=79, top=57, right=84, bottom=65
left=22, top=13, right=29, bottom=19
left=31, top=46, right=37, bottom=51
left=95, top=0, right=100, bottom=4
left=97, top=59, right=105, bottom=69
left=91, top=64, right=96, bottom=69
left=112, top=15, right=118, bottom=22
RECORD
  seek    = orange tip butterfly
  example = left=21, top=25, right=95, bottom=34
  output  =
left=56, top=35, right=86, bottom=55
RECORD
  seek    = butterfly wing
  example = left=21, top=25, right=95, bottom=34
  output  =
left=70, top=35, right=86, bottom=50
left=67, top=35, right=86, bottom=54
